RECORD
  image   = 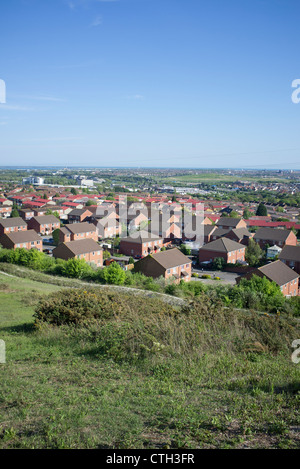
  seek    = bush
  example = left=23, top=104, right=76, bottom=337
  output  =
left=96, top=262, right=126, bottom=285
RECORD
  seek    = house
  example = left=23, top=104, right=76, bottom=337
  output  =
left=216, top=218, right=247, bottom=230
left=203, top=225, right=217, bottom=244
left=119, top=230, right=164, bottom=258
left=198, top=238, right=246, bottom=264
left=0, top=230, right=43, bottom=252
left=267, top=245, right=282, bottom=259
left=19, top=208, right=35, bottom=221
left=253, top=227, right=297, bottom=249
left=58, top=222, right=98, bottom=244
left=52, top=239, right=103, bottom=267
left=279, top=245, right=300, bottom=274
left=33, top=208, right=48, bottom=217
left=236, top=260, right=299, bottom=297
left=67, top=209, right=92, bottom=224
left=223, top=227, right=253, bottom=245
left=0, top=217, right=27, bottom=236
left=0, top=205, right=12, bottom=218
left=134, top=248, right=192, bottom=284
left=27, top=215, right=60, bottom=235
left=92, top=216, right=122, bottom=239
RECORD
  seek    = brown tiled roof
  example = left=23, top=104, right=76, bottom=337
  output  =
left=1, top=229, right=40, bottom=244
left=279, top=245, right=300, bottom=262
left=63, top=222, right=96, bottom=234
left=199, top=237, right=244, bottom=253
left=0, top=217, right=27, bottom=228
left=257, top=260, right=299, bottom=286
left=32, top=215, right=60, bottom=224
left=150, top=248, right=192, bottom=269
left=53, top=239, right=102, bottom=257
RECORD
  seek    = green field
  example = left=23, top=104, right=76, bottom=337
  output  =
left=0, top=271, right=300, bottom=449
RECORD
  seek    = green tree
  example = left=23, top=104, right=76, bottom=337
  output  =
left=256, top=202, right=268, bottom=217
left=212, top=257, right=226, bottom=270
left=245, top=238, right=263, bottom=267
left=99, top=262, right=126, bottom=285
left=180, top=244, right=191, bottom=256
left=52, top=229, right=60, bottom=246
left=62, top=258, right=92, bottom=279
left=71, top=188, right=78, bottom=196
left=243, top=208, right=252, bottom=219
left=85, top=199, right=94, bottom=207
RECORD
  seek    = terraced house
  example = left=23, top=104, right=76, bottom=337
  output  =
left=0, top=230, right=43, bottom=252
left=52, top=239, right=103, bottom=267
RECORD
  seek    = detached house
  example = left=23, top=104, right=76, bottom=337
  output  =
left=253, top=227, right=297, bottom=249
left=279, top=245, right=300, bottom=275
left=28, top=215, right=60, bottom=235
left=0, top=217, right=27, bottom=236
left=198, top=238, right=246, bottom=264
left=53, top=239, right=103, bottom=267
left=58, top=222, right=98, bottom=244
left=0, top=230, right=43, bottom=252
left=236, top=260, right=299, bottom=297
left=134, top=248, right=192, bottom=284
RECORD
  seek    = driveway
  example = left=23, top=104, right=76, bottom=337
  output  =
left=192, top=268, right=240, bottom=285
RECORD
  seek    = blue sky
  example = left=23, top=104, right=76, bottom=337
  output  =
left=1, top=0, right=300, bottom=168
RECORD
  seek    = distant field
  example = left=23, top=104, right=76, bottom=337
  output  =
left=0, top=271, right=299, bottom=449
left=161, top=173, right=292, bottom=185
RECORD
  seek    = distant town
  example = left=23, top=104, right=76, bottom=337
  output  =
left=0, top=167, right=299, bottom=300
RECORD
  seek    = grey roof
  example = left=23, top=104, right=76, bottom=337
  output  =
left=216, top=218, right=244, bottom=228
left=199, top=237, right=245, bottom=253
left=0, top=217, right=27, bottom=228
left=254, top=227, right=293, bottom=242
left=279, top=245, right=300, bottom=262
left=257, top=260, right=299, bottom=286
left=69, top=209, right=91, bottom=216
left=120, top=230, right=162, bottom=244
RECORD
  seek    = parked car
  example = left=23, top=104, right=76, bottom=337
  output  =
left=43, top=238, right=54, bottom=245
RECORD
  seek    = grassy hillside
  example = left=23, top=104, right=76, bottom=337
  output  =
left=0, top=272, right=299, bottom=449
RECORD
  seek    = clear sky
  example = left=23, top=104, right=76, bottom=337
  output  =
left=1, top=0, right=300, bottom=168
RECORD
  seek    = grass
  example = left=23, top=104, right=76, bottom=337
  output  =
left=0, top=272, right=300, bottom=449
